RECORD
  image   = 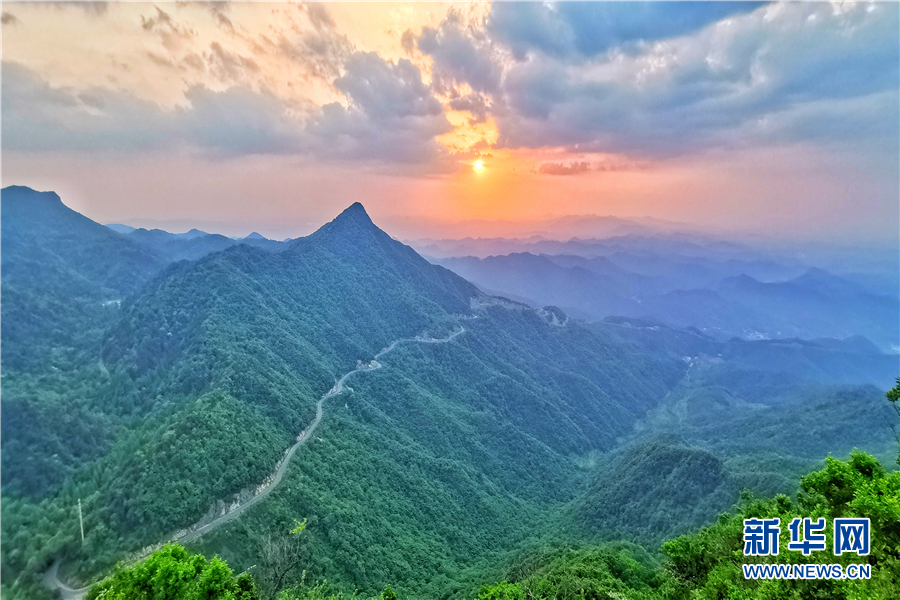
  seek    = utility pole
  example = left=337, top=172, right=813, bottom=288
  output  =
left=78, top=498, right=84, bottom=543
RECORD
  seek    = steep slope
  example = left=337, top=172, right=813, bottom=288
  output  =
left=1, top=186, right=166, bottom=372
left=101, top=203, right=479, bottom=417
left=1, top=186, right=165, bottom=295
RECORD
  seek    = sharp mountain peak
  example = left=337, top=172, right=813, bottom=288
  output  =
left=334, top=202, right=374, bottom=225
left=308, top=202, right=384, bottom=243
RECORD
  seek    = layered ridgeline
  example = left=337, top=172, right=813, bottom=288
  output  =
left=1, top=186, right=895, bottom=600
left=435, top=250, right=900, bottom=352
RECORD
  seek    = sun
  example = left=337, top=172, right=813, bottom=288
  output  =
left=474, top=159, right=483, bottom=172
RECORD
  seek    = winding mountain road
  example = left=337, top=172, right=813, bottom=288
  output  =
left=46, top=327, right=466, bottom=599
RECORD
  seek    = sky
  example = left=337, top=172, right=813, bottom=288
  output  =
left=1, top=1, right=898, bottom=244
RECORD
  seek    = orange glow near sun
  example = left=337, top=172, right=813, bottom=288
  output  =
left=436, top=111, right=499, bottom=153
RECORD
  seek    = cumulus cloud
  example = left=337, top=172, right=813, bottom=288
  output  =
left=2, top=62, right=174, bottom=152
left=179, top=85, right=302, bottom=154
left=4, top=1, right=897, bottom=172
left=488, top=2, right=899, bottom=157
left=538, top=161, right=591, bottom=176
left=2, top=54, right=451, bottom=167
left=418, top=9, right=503, bottom=95
left=307, top=52, right=453, bottom=164
left=487, top=1, right=764, bottom=60
left=333, top=52, right=445, bottom=121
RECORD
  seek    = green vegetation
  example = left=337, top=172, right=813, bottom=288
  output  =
left=86, top=544, right=259, bottom=600
left=189, top=311, right=683, bottom=599
left=2, top=188, right=896, bottom=600
left=1, top=186, right=164, bottom=373
left=82, top=452, right=900, bottom=600
left=572, top=437, right=736, bottom=544
left=475, top=451, right=900, bottom=600
left=1, top=392, right=287, bottom=590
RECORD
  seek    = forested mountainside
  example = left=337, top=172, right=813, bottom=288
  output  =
left=65, top=450, right=900, bottom=600
left=1, top=186, right=896, bottom=600
left=1, top=187, right=165, bottom=373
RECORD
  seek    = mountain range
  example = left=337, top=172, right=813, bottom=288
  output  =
left=1, top=185, right=896, bottom=600
left=436, top=251, right=900, bottom=353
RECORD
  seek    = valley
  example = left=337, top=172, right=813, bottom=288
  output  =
left=44, top=328, right=468, bottom=599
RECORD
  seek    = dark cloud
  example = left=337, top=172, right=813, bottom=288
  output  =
left=2, top=61, right=299, bottom=155
left=1, top=11, right=18, bottom=25
left=307, top=52, right=453, bottom=165
left=418, top=9, right=502, bottom=95
left=448, top=92, right=490, bottom=124
left=5, top=2, right=896, bottom=172
left=400, top=29, right=416, bottom=55
left=488, top=1, right=765, bottom=60
left=1, top=62, right=173, bottom=152
left=179, top=85, right=302, bottom=154
left=538, top=161, right=592, bottom=176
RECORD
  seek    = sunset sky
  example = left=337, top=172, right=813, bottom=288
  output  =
left=2, top=1, right=898, bottom=243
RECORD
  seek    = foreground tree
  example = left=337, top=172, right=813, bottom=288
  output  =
left=659, top=451, right=900, bottom=599
left=887, top=376, right=900, bottom=463
left=255, top=519, right=308, bottom=600
left=86, top=543, right=259, bottom=600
